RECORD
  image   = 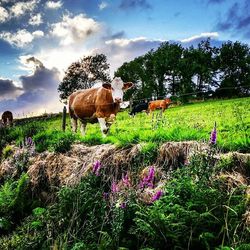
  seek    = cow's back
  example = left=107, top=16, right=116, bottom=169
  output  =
left=69, top=87, right=119, bottom=120
left=69, top=88, right=98, bottom=120
left=149, top=100, right=160, bottom=110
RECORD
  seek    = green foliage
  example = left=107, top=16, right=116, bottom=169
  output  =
left=133, top=154, right=249, bottom=249
left=33, top=130, right=76, bottom=153
left=58, top=54, right=111, bottom=101
left=0, top=174, right=35, bottom=233
left=0, top=151, right=249, bottom=249
left=2, top=145, right=13, bottom=159
left=115, top=39, right=250, bottom=100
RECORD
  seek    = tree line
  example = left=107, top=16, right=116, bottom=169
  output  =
left=115, top=39, right=250, bottom=102
left=58, top=39, right=250, bottom=103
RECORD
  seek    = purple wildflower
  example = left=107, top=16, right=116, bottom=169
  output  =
left=111, top=181, right=119, bottom=193
left=152, top=190, right=163, bottom=202
left=103, top=192, right=109, bottom=200
left=120, top=202, right=126, bottom=209
left=210, top=122, right=217, bottom=145
left=27, top=137, right=33, bottom=146
left=92, top=160, right=101, bottom=176
left=147, top=167, right=155, bottom=182
left=122, top=173, right=130, bottom=187
left=140, top=166, right=155, bottom=189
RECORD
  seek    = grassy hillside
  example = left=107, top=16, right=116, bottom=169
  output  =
left=2, top=97, right=249, bottom=153
left=0, top=98, right=249, bottom=249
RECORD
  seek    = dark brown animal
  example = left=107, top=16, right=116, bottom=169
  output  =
left=69, top=77, right=133, bottom=136
left=148, top=98, right=172, bottom=112
left=1, top=111, right=13, bottom=126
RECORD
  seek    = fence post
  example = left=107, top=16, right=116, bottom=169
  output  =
left=62, top=106, right=67, bottom=131
left=129, top=97, right=133, bottom=112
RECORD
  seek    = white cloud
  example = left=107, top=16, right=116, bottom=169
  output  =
left=50, top=14, right=101, bottom=45
left=0, top=29, right=34, bottom=47
left=99, top=2, right=108, bottom=10
left=32, top=30, right=44, bottom=37
left=181, top=32, right=219, bottom=43
left=0, top=6, right=9, bottom=23
left=0, top=29, right=43, bottom=47
left=99, top=37, right=165, bottom=76
left=29, top=13, right=43, bottom=26
left=34, top=46, right=91, bottom=79
left=46, top=1, right=62, bottom=9
left=10, top=0, right=37, bottom=17
left=105, top=37, right=165, bottom=47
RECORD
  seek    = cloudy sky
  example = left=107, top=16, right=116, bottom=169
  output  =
left=0, top=0, right=249, bottom=116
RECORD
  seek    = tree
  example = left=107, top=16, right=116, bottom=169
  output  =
left=178, top=48, right=196, bottom=102
left=190, top=39, right=219, bottom=97
left=152, top=42, right=183, bottom=97
left=58, top=54, right=111, bottom=102
left=216, top=41, right=250, bottom=97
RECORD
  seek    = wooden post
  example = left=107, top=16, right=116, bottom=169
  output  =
left=62, top=106, right=66, bottom=131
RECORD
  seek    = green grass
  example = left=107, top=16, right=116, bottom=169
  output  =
left=2, top=97, right=250, bottom=152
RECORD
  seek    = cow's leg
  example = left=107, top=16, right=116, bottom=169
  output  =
left=71, top=118, right=78, bottom=133
left=80, top=121, right=87, bottom=136
left=98, top=118, right=109, bottom=136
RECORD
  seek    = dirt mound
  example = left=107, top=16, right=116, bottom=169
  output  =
left=1, top=142, right=249, bottom=199
left=157, top=141, right=209, bottom=172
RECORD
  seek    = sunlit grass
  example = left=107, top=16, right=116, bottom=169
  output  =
left=6, top=97, right=250, bottom=152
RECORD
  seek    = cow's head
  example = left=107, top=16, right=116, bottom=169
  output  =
left=102, top=77, right=133, bottom=103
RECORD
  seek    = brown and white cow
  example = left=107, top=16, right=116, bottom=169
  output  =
left=148, top=98, right=172, bottom=113
left=69, top=77, right=133, bottom=136
left=1, top=111, right=13, bottom=126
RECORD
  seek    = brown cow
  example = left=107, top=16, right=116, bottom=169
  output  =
left=148, top=98, right=172, bottom=113
left=69, top=77, right=133, bottom=136
left=1, top=111, right=13, bottom=126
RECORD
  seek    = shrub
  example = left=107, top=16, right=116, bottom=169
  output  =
left=0, top=174, right=37, bottom=233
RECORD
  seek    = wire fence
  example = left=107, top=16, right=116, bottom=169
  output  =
left=3, top=85, right=250, bottom=120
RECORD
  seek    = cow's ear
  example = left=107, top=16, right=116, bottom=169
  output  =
left=102, top=83, right=112, bottom=89
left=123, top=82, right=133, bottom=90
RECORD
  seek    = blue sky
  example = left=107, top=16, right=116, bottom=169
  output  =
left=0, top=0, right=249, bottom=116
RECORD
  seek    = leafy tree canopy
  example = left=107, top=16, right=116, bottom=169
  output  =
left=58, top=54, right=111, bottom=102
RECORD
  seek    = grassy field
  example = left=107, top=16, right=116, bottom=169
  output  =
left=0, top=97, right=250, bottom=250
left=1, top=97, right=250, bottom=152
left=4, top=97, right=250, bottom=151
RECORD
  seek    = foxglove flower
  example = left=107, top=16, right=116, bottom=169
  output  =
left=120, top=202, right=126, bottom=209
left=140, top=166, right=155, bottom=189
left=92, top=160, right=101, bottom=176
left=122, top=173, right=130, bottom=187
left=210, top=122, right=217, bottom=145
left=111, top=181, right=119, bottom=193
left=152, top=190, right=163, bottom=202
left=27, top=137, right=33, bottom=146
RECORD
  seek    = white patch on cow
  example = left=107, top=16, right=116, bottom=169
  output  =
left=80, top=122, right=86, bottom=135
left=98, top=117, right=108, bottom=136
left=71, top=118, right=77, bottom=133
left=111, top=77, right=124, bottom=102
